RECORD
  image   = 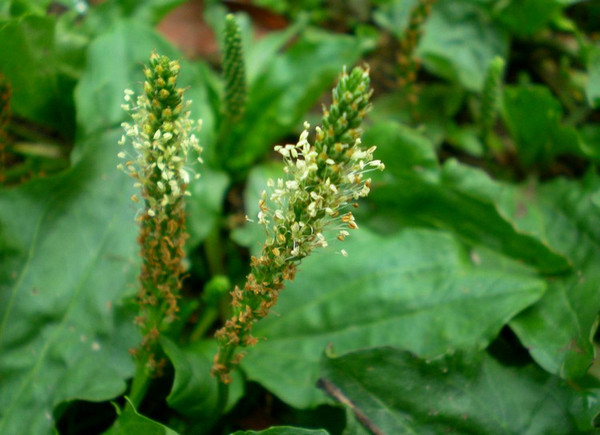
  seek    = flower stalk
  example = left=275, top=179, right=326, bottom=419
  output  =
left=212, top=65, right=384, bottom=383
left=118, top=51, right=202, bottom=373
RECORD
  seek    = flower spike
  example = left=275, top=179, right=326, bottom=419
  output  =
left=118, top=51, right=202, bottom=373
left=212, top=65, right=384, bottom=383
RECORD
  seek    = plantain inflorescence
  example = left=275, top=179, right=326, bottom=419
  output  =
left=223, top=14, right=247, bottom=123
left=212, top=65, right=384, bottom=383
left=118, top=51, right=202, bottom=373
left=479, top=56, right=506, bottom=144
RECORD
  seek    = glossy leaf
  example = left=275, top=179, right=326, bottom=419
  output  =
left=501, top=175, right=600, bottom=379
left=104, top=398, right=179, bottom=435
left=320, top=346, right=600, bottom=434
left=230, top=161, right=283, bottom=251
left=241, top=228, right=545, bottom=408
left=162, top=338, right=243, bottom=424
left=0, top=130, right=139, bottom=434
left=368, top=157, right=571, bottom=274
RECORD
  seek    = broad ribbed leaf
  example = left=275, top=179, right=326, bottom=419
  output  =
left=366, top=143, right=570, bottom=274
left=105, top=398, right=179, bottom=435
left=320, top=347, right=600, bottom=434
left=504, top=175, right=600, bottom=379
left=241, top=228, right=545, bottom=408
left=162, top=338, right=243, bottom=426
left=403, top=161, right=600, bottom=379
left=0, top=130, right=139, bottom=434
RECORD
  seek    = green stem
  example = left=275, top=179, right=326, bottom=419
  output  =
left=129, top=363, right=151, bottom=408
left=189, top=305, right=219, bottom=342
left=216, top=377, right=230, bottom=416
left=204, top=224, right=226, bottom=276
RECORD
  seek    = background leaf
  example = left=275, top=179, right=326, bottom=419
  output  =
left=502, top=85, right=584, bottom=166
left=320, top=346, right=600, bottom=434
left=502, top=175, right=600, bottom=379
left=241, top=228, right=545, bottom=408
left=0, top=14, right=84, bottom=136
left=0, top=130, right=139, bottom=434
left=162, top=338, right=244, bottom=426
left=495, top=0, right=563, bottom=37
left=186, top=168, right=230, bottom=250
left=367, top=156, right=571, bottom=274
left=417, top=0, right=509, bottom=91
left=586, top=46, right=600, bottom=109
left=104, top=398, right=179, bottom=435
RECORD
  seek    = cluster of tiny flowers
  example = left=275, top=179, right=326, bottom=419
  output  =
left=266, top=121, right=384, bottom=261
left=118, top=59, right=202, bottom=220
left=118, top=51, right=202, bottom=373
left=212, top=65, right=384, bottom=383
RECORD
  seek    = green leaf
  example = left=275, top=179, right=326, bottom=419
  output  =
left=369, top=159, right=571, bottom=274
left=162, top=338, right=243, bottom=423
left=418, top=0, right=509, bottom=91
left=495, top=0, right=563, bottom=37
left=0, top=15, right=83, bottom=136
left=82, top=0, right=187, bottom=34
left=369, top=84, right=465, bottom=146
left=232, top=428, right=329, bottom=435
left=241, top=228, right=545, bottom=408
left=499, top=175, right=600, bottom=379
left=186, top=168, right=230, bottom=250
left=320, top=347, right=600, bottom=434
left=586, top=46, right=600, bottom=109
left=0, top=129, right=139, bottom=434
left=502, top=85, right=584, bottom=166
left=372, top=0, right=419, bottom=40
left=408, top=161, right=600, bottom=379
left=0, top=0, right=51, bottom=18
left=230, top=162, right=283, bottom=251
left=104, top=398, right=179, bottom=435
left=376, top=157, right=600, bottom=379
left=362, top=121, right=438, bottom=178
